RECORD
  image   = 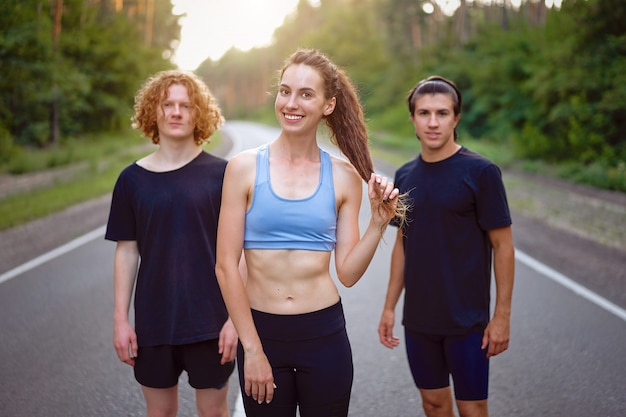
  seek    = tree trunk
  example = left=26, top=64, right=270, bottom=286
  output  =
left=50, top=0, right=63, bottom=146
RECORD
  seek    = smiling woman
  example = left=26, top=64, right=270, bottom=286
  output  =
left=171, top=0, right=306, bottom=70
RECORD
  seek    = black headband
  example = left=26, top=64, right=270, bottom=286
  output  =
left=411, top=76, right=462, bottom=111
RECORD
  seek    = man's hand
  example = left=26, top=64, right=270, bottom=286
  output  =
left=113, top=320, right=138, bottom=366
left=378, top=309, right=400, bottom=349
left=481, top=314, right=510, bottom=358
left=218, top=318, right=238, bottom=364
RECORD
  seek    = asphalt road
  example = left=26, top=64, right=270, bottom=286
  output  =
left=1, top=121, right=625, bottom=416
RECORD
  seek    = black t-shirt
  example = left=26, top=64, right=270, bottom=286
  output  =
left=394, top=147, right=512, bottom=335
left=105, top=151, right=229, bottom=346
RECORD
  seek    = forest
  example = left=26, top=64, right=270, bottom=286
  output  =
left=1, top=0, right=625, bottom=190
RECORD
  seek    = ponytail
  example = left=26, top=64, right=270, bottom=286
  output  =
left=280, top=49, right=409, bottom=225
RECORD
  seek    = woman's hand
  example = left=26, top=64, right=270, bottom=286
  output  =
left=368, top=173, right=399, bottom=229
left=243, top=349, right=276, bottom=404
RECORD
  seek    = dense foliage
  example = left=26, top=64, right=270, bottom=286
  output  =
left=2, top=0, right=624, bottom=190
left=0, top=0, right=178, bottom=158
left=197, top=0, right=625, bottom=190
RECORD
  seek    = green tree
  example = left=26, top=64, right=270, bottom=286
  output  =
left=523, top=0, right=626, bottom=163
left=0, top=0, right=179, bottom=150
left=299, top=0, right=390, bottom=114
left=0, top=0, right=55, bottom=146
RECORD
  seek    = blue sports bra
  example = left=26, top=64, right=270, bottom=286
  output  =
left=244, top=144, right=337, bottom=251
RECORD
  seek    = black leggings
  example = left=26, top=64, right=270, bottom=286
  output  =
left=237, top=301, right=353, bottom=417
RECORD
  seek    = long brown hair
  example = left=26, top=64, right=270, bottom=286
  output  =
left=279, top=49, right=373, bottom=181
left=280, top=49, right=408, bottom=224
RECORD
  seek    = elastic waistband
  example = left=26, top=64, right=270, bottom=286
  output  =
left=251, top=300, right=346, bottom=341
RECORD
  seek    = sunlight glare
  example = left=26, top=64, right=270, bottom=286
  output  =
left=436, top=0, right=460, bottom=16
left=171, top=0, right=301, bottom=70
left=170, top=0, right=559, bottom=70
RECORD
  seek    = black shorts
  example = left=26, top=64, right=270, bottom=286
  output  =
left=404, top=328, right=489, bottom=401
left=134, top=339, right=235, bottom=389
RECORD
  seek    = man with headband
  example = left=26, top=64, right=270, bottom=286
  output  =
left=378, top=76, right=515, bottom=417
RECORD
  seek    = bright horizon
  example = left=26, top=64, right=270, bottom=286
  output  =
left=171, top=0, right=304, bottom=70
left=170, top=0, right=562, bottom=70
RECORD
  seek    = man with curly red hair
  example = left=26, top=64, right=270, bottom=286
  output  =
left=105, top=70, right=237, bottom=417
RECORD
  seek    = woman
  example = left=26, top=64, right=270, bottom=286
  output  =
left=215, top=49, right=402, bottom=417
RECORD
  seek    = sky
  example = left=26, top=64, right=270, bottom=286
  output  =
left=170, top=0, right=562, bottom=71
left=171, top=0, right=304, bottom=70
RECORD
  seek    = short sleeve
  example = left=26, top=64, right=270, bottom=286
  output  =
left=105, top=169, right=137, bottom=242
left=475, top=164, right=512, bottom=231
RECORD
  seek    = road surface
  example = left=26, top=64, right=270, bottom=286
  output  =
left=1, top=121, right=625, bottom=416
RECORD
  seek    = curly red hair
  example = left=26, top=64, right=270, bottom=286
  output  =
left=131, top=70, right=224, bottom=145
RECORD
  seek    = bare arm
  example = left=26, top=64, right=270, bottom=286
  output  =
left=112, top=240, right=139, bottom=366
left=482, top=225, right=515, bottom=358
left=215, top=153, right=275, bottom=404
left=334, top=167, right=399, bottom=288
left=378, top=228, right=405, bottom=349
left=217, top=252, right=248, bottom=364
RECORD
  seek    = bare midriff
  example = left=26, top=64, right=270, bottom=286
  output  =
left=244, top=248, right=340, bottom=315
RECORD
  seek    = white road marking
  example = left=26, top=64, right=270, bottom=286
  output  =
left=3, top=233, right=623, bottom=325
left=516, top=249, right=626, bottom=322
left=233, top=393, right=246, bottom=417
left=2, top=122, right=624, bottom=417
left=0, top=225, right=106, bottom=285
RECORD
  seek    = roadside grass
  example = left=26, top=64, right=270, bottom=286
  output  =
left=517, top=158, right=626, bottom=192
left=368, top=130, right=516, bottom=168
left=1, top=124, right=624, bottom=232
left=1, top=130, right=142, bottom=174
left=0, top=130, right=222, bottom=231
left=0, top=163, right=128, bottom=230
left=368, top=131, right=626, bottom=193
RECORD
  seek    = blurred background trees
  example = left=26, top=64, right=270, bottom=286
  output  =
left=1, top=0, right=625, bottom=190
left=200, top=0, right=625, bottom=173
left=0, top=0, right=177, bottom=154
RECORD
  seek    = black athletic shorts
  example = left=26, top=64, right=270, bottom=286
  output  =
left=134, top=339, right=235, bottom=389
left=405, top=328, right=489, bottom=401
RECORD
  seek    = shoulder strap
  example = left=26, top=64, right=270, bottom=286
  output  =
left=255, top=144, right=269, bottom=185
